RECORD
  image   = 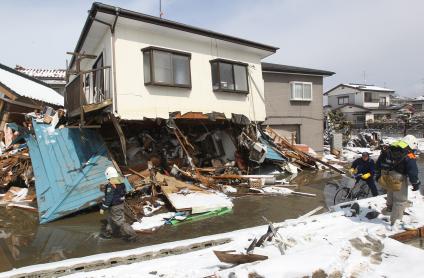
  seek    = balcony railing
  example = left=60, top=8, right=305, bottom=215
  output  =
left=65, top=67, right=111, bottom=117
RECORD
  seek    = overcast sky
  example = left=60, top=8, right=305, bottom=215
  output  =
left=1, top=0, right=423, bottom=96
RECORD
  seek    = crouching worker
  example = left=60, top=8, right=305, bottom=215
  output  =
left=350, top=152, right=379, bottom=197
left=100, top=166, right=137, bottom=241
left=376, top=135, right=421, bottom=226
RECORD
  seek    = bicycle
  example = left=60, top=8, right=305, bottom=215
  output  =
left=333, top=178, right=371, bottom=205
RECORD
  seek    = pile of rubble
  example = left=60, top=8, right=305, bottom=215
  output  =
left=0, top=109, right=341, bottom=228
left=0, top=106, right=67, bottom=212
left=106, top=117, right=344, bottom=231
left=347, top=131, right=382, bottom=148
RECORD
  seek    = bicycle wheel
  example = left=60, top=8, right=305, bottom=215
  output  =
left=355, top=181, right=370, bottom=199
left=334, top=187, right=352, bottom=205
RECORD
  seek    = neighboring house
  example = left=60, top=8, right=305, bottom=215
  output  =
left=332, top=104, right=371, bottom=127
left=325, top=83, right=396, bottom=127
left=15, top=65, right=66, bottom=96
left=410, top=96, right=424, bottom=112
left=66, top=2, right=278, bottom=123
left=0, top=63, right=64, bottom=128
left=262, top=63, right=335, bottom=153
left=15, top=66, right=66, bottom=96
left=390, top=94, right=411, bottom=107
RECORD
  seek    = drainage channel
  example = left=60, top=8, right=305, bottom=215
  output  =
left=7, top=237, right=232, bottom=278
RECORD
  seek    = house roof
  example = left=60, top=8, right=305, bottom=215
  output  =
left=325, top=83, right=395, bottom=95
left=412, top=96, right=424, bottom=101
left=70, top=2, right=279, bottom=69
left=261, top=62, right=335, bottom=76
left=333, top=104, right=371, bottom=112
left=15, top=66, right=66, bottom=81
left=0, top=63, right=64, bottom=106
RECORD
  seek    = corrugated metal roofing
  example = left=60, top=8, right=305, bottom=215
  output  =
left=259, top=138, right=286, bottom=162
left=0, top=63, right=64, bottom=106
left=24, top=120, right=131, bottom=224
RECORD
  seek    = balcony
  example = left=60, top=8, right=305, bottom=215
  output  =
left=65, top=67, right=111, bottom=117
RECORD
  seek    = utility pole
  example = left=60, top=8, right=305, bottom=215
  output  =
left=159, top=0, right=164, bottom=18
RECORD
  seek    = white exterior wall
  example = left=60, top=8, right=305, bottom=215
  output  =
left=355, top=90, right=364, bottom=106
left=113, top=22, right=266, bottom=121
left=365, top=113, right=374, bottom=122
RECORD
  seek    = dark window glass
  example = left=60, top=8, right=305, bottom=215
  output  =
left=172, top=55, right=190, bottom=85
left=364, top=92, right=372, bottom=102
left=219, top=62, right=235, bottom=90
left=338, top=96, right=349, bottom=105
left=211, top=62, right=220, bottom=90
left=143, top=51, right=151, bottom=83
left=234, top=65, right=248, bottom=91
left=153, top=50, right=172, bottom=84
left=143, top=48, right=191, bottom=87
left=210, top=60, right=248, bottom=93
left=93, top=54, right=104, bottom=102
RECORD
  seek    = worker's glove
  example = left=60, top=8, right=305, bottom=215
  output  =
left=99, top=209, right=104, bottom=215
left=349, top=168, right=357, bottom=175
left=353, top=174, right=361, bottom=179
left=411, top=181, right=421, bottom=191
left=361, top=173, right=371, bottom=180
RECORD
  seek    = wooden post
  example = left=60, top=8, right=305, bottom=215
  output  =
left=66, top=52, right=96, bottom=126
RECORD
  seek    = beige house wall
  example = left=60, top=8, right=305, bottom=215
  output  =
left=112, top=20, right=267, bottom=121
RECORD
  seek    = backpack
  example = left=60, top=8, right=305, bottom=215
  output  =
left=379, top=146, right=408, bottom=191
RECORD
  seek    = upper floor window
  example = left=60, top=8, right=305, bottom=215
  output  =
left=338, top=96, right=349, bottom=105
left=210, top=59, right=249, bottom=93
left=290, top=82, right=312, bottom=101
left=379, top=97, right=387, bottom=107
left=142, top=47, right=191, bottom=88
left=364, top=92, right=379, bottom=103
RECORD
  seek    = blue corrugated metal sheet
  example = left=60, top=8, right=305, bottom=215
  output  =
left=24, top=120, right=131, bottom=224
left=259, top=137, right=287, bottom=162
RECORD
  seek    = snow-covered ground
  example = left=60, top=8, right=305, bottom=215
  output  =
left=3, top=190, right=424, bottom=278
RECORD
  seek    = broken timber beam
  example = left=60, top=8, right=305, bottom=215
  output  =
left=265, top=127, right=346, bottom=174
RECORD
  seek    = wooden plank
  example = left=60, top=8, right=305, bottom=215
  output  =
left=0, top=95, right=42, bottom=109
left=0, top=83, right=18, bottom=100
left=159, top=173, right=210, bottom=211
left=109, top=112, right=127, bottom=165
left=82, top=98, right=112, bottom=113
left=213, top=250, right=268, bottom=264
left=390, top=226, right=424, bottom=242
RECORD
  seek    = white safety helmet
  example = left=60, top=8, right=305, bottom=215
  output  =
left=105, top=166, right=119, bottom=180
left=402, top=135, right=418, bottom=150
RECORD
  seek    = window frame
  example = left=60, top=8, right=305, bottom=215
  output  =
left=338, top=96, right=349, bottom=105
left=379, top=96, right=387, bottom=107
left=289, top=81, right=313, bottom=101
left=209, top=58, right=249, bottom=94
left=364, top=91, right=379, bottom=103
left=142, top=46, right=192, bottom=88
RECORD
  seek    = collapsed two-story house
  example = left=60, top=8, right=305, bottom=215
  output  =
left=325, top=83, right=396, bottom=127
left=66, top=2, right=278, bottom=126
